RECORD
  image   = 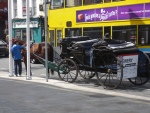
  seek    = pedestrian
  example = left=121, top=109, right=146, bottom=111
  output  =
left=11, top=40, right=25, bottom=77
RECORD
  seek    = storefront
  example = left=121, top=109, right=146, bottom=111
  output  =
left=12, top=18, right=44, bottom=43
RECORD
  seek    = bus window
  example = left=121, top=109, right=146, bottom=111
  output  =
left=138, top=25, right=150, bottom=45
left=112, top=25, right=136, bottom=43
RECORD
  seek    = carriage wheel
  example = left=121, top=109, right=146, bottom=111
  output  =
left=128, top=51, right=150, bottom=85
left=95, top=53, right=123, bottom=90
left=78, top=70, right=95, bottom=79
left=58, top=59, right=78, bottom=83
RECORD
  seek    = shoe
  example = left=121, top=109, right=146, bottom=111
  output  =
left=13, top=73, right=18, bottom=77
left=18, top=74, right=21, bottom=77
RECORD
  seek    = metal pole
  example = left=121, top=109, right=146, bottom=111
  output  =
left=26, top=0, right=31, bottom=80
left=44, top=0, right=49, bottom=82
left=8, top=0, right=13, bottom=77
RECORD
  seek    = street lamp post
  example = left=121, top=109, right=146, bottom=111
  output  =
left=26, top=0, right=31, bottom=80
left=8, top=0, right=13, bottom=77
left=44, top=0, right=51, bottom=82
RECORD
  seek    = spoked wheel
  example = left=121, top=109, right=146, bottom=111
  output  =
left=128, top=51, right=150, bottom=85
left=95, top=53, right=123, bottom=90
left=78, top=70, right=95, bottom=79
left=58, top=59, right=78, bottom=83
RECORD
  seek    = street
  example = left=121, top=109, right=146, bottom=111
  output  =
left=0, top=56, right=150, bottom=113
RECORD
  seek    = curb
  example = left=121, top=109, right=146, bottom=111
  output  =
left=0, top=72, right=150, bottom=102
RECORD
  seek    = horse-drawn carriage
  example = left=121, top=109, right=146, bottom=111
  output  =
left=37, top=36, right=150, bottom=89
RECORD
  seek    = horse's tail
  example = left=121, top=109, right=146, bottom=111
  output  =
left=48, top=44, right=54, bottom=75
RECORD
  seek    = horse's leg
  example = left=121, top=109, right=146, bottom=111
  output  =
left=24, top=62, right=27, bottom=75
left=48, top=68, right=50, bottom=79
left=24, top=58, right=32, bottom=76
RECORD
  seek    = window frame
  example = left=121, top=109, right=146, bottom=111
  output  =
left=22, top=0, right=26, bottom=17
left=14, top=0, right=17, bottom=17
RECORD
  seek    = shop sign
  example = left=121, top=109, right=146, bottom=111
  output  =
left=13, top=21, right=39, bottom=28
left=76, top=3, right=150, bottom=23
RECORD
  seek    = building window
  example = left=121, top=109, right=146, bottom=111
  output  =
left=32, top=0, right=36, bottom=16
left=14, top=0, right=17, bottom=17
left=65, top=0, right=82, bottom=7
left=50, top=0, right=64, bottom=9
left=22, top=0, right=26, bottom=16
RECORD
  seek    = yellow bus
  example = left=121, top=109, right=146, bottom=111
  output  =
left=48, top=0, right=150, bottom=55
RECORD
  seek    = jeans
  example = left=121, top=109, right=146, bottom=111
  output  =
left=14, top=59, right=22, bottom=75
left=90, top=50, right=93, bottom=66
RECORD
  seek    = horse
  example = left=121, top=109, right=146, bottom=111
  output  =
left=12, top=38, right=54, bottom=76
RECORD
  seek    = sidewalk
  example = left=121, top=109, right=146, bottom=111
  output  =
left=0, top=71, right=150, bottom=102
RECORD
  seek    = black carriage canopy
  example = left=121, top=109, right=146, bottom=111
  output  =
left=71, top=38, right=138, bottom=53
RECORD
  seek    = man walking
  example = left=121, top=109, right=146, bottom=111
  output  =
left=11, top=40, right=25, bottom=77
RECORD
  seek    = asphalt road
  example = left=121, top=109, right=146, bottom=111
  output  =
left=0, top=77, right=150, bottom=113
left=0, top=56, right=150, bottom=113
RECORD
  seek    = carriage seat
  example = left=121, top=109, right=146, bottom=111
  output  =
left=92, top=39, right=136, bottom=50
left=70, top=39, right=98, bottom=65
left=108, top=42, right=136, bottom=50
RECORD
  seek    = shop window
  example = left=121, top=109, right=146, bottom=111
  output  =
left=14, top=29, right=33, bottom=41
left=83, top=27, right=102, bottom=39
left=50, top=0, right=64, bottom=9
left=65, top=0, right=82, bottom=7
left=65, top=28, right=82, bottom=37
left=22, top=30, right=26, bottom=40
left=112, top=26, right=136, bottom=43
left=15, top=30, right=21, bottom=39
left=138, top=25, right=150, bottom=45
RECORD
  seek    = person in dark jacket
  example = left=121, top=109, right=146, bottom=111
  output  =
left=11, top=40, right=25, bottom=77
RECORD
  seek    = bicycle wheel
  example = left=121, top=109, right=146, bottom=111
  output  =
left=58, top=59, right=78, bottom=83
left=95, top=53, right=123, bottom=89
left=78, top=69, right=95, bottom=79
left=128, top=51, right=150, bottom=85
